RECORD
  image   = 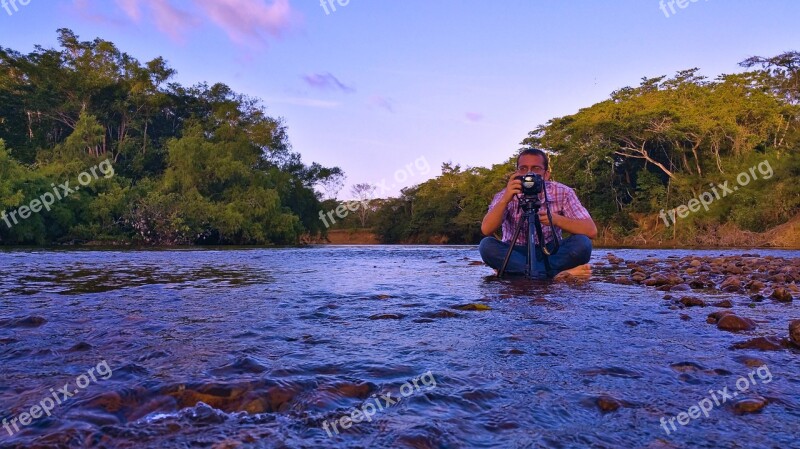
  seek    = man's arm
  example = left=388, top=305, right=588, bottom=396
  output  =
left=481, top=174, right=521, bottom=236
left=541, top=213, right=597, bottom=239
left=481, top=197, right=508, bottom=236
left=538, top=185, right=598, bottom=239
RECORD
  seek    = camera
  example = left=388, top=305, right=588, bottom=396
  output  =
left=516, top=173, right=544, bottom=197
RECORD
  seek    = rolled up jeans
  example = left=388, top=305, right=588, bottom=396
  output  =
left=478, top=235, right=592, bottom=279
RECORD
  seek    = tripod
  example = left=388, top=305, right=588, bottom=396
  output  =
left=497, top=191, right=561, bottom=278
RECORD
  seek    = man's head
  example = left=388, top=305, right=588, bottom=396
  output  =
left=516, top=148, right=550, bottom=181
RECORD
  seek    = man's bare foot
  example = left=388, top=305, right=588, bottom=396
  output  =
left=554, top=263, right=592, bottom=281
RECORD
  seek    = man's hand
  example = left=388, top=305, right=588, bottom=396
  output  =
left=537, top=209, right=558, bottom=227
left=502, top=173, right=522, bottom=204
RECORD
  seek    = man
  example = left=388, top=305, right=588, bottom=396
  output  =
left=479, top=148, right=596, bottom=279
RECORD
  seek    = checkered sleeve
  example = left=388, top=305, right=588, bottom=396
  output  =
left=558, top=186, right=591, bottom=220
left=488, top=189, right=508, bottom=217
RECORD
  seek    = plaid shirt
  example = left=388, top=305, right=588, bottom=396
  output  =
left=488, top=181, right=592, bottom=246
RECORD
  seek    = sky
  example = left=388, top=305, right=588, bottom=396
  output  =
left=1, top=0, right=799, bottom=199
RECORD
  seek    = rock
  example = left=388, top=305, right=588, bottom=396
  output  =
left=725, top=265, right=744, bottom=275
left=731, top=336, right=786, bottom=351
left=717, top=314, right=756, bottom=332
left=770, top=288, right=794, bottom=303
left=746, top=280, right=766, bottom=292
left=720, top=276, right=742, bottom=292
left=453, top=303, right=492, bottom=311
left=671, top=283, right=692, bottom=292
left=790, top=320, right=800, bottom=347
left=734, top=356, right=769, bottom=367
left=690, top=259, right=702, bottom=267
left=680, top=296, right=706, bottom=308
left=769, top=273, right=787, bottom=283
left=369, top=313, right=405, bottom=320
left=731, top=397, right=768, bottom=414
left=689, top=277, right=714, bottom=289
left=596, top=395, right=623, bottom=413
left=615, top=276, right=633, bottom=285
left=707, top=310, right=735, bottom=324
left=713, top=300, right=733, bottom=308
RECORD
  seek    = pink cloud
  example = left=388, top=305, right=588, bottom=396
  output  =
left=77, top=0, right=296, bottom=47
left=194, top=0, right=296, bottom=46
left=465, top=112, right=484, bottom=122
left=114, top=0, right=141, bottom=21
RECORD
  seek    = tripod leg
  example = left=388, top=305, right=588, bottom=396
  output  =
left=498, top=217, right=526, bottom=278
left=530, top=210, right=553, bottom=278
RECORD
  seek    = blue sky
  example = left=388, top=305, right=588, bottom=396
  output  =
left=1, top=0, right=798, bottom=198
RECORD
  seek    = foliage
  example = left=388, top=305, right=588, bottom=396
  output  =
left=0, top=30, right=341, bottom=245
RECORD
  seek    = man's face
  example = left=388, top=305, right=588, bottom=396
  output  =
left=517, top=154, right=550, bottom=181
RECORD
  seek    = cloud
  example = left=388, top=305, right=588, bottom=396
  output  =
left=302, top=73, right=355, bottom=93
left=77, top=0, right=296, bottom=46
left=194, top=0, right=296, bottom=46
left=465, top=112, right=484, bottom=122
left=368, top=95, right=395, bottom=112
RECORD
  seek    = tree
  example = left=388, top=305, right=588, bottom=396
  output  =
left=351, top=183, right=377, bottom=227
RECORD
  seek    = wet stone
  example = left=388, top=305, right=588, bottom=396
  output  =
left=731, top=397, right=768, bottom=415
left=595, top=395, right=623, bottom=413
left=731, top=336, right=786, bottom=351
left=679, top=296, right=706, bottom=308
left=716, top=314, right=756, bottom=332
left=789, top=320, right=800, bottom=347
left=771, top=288, right=794, bottom=303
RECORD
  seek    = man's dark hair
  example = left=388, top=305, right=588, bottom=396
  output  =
left=517, top=148, right=549, bottom=171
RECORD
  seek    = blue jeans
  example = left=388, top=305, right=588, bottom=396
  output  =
left=478, top=235, right=593, bottom=279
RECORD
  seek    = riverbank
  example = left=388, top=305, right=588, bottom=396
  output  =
left=312, top=215, right=800, bottom=248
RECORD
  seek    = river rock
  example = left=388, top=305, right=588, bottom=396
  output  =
left=671, top=283, right=692, bottom=292
left=713, top=299, right=733, bottom=308
left=717, top=314, right=756, bottom=332
left=680, top=296, right=706, bottom=308
left=746, top=280, right=766, bottom=292
left=707, top=310, right=734, bottom=323
left=720, top=276, right=742, bottom=292
left=595, top=395, right=623, bottom=413
left=771, top=288, right=794, bottom=303
left=731, top=397, right=768, bottom=415
left=731, top=336, right=785, bottom=351
left=790, top=320, right=800, bottom=346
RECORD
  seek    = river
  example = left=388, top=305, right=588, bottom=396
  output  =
left=1, top=247, right=799, bottom=448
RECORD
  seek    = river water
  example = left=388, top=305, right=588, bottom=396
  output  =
left=1, top=246, right=799, bottom=448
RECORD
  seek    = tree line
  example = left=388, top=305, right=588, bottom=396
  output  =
left=1, top=29, right=343, bottom=245
left=335, top=53, right=800, bottom=244
left=2, top=32, right=798, bottom=246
